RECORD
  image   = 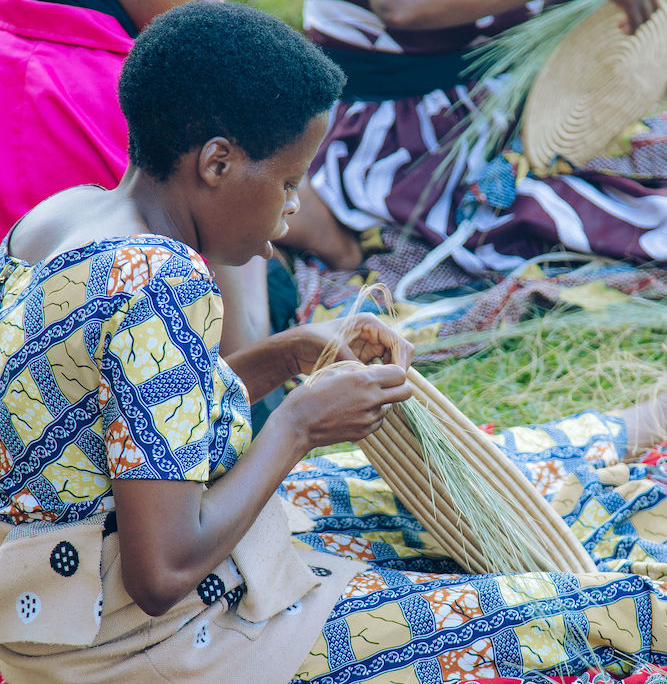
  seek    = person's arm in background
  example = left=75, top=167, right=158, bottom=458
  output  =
left=118, top=0, right=209, bottom=30
left=367, top=0, right=544, bottom=29
left=210, top=257, right=271, bottom=357
left=368, top=0, right=658, bottom=32
left=612, top=0, right=658, bottom=33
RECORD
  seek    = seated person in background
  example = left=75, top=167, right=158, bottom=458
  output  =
left=0, top=5, right=665, bottom=684
left=0, top=0, right=269, bottom=357
left=278, top=0, right=666, bottom=274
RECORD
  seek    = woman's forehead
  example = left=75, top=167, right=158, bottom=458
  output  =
left=267, top=113, right=329, bottom=169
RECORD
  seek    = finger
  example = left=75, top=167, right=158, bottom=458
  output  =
left=615, top=0, right=641, bottom=32
left=365, top=325, right=413, bottom=370
left=379, top=380, right=413, bottom=405
left=364, top=416, right=386, bottom=437
left=377, top=403, right=393, bottom=420
left=364, top=404, right=391, bottom=425
left=333, top=342, right=358, bottom=363
left=643, top=0, right=658, bottom=21
left=618, top=15, right=632, bottom=32
left=626, top=2, right=643, bottom=31
left=355, top=313, right=400, bottom=345
left=366, top=363, right=408, bottom=388
left=392, top=340, right=415, bottom=370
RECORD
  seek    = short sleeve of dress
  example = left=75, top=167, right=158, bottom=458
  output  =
left=98, top=248, right=251, bottom=481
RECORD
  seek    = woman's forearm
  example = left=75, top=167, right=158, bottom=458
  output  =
left=223, top=327, right=304, bottom=403
left=368, top=0, right=539, bottom=29
left=114, top=362, right=411, bottom=616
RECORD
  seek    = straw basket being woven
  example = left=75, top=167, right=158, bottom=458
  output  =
left=359, top=368, right=597, bottom=574
left=522, top=0, right=667, bottom=170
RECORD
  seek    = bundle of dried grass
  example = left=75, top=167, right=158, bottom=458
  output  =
left=359, top=368, right=597, bottom=574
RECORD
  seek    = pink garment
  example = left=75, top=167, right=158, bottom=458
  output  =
left=0, top=0, right=134, bottom=236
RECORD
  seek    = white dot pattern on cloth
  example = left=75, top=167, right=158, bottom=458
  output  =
left=281, top=601, right=303, bottom=616
left=193, top=620, right=211, bottom=649
left=94, top=591, right=104, bottom=626
left=16, top=592, right=41, bottom=624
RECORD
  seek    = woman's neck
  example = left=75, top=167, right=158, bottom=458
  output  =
left=114, top=165, right=199, bottom=252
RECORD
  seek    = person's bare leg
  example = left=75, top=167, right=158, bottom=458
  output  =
left=611, top=390, right=667, bottom=460
left=277, top=178, right=363, bottom=270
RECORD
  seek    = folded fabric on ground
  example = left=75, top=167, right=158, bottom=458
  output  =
left=282, top=416, right=667, bottom=683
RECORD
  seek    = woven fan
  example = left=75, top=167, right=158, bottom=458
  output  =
left=359, top=368, right=597, bottom=574
left=523, top=0, right=667, bottom=170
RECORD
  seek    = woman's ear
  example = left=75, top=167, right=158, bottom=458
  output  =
left=198, top=137, right=235, bottom=187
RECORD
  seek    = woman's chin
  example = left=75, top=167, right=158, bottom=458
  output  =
left=259, top=240, right=274, bottom=261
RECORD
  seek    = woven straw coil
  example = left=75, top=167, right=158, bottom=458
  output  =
left=522, top=0, right=667, bottom=171
left=359, top=368, right=597, bottom=574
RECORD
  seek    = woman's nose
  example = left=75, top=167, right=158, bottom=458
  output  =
left=283, top=194, right=300, bottom=215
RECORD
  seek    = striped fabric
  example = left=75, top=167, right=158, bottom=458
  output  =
left=304, top=0, right=667, bottom=275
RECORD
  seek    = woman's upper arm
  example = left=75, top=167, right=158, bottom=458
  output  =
left=99, top=267, right=222, bottom=483
left=99, top=262, right=231, bottom=614
left=111, top=478, right=207, bottom=616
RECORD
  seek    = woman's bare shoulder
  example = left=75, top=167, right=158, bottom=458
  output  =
left=8, top=186, right=140, bottom=265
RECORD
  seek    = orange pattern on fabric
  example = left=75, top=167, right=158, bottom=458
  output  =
left=316, top=533, right=378, bottom=561
left=106, top=416, right=143, bottom=477
left=106, top=245, right=172, bottom=295
left=283, top=480, right=333, bottom=517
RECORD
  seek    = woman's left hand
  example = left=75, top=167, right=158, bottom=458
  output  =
left=291, top=313, right=414, bottom=376
left=612, top=0, right=659, bottom=33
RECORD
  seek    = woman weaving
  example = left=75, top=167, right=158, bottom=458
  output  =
left=0, top=4, right=665, bottom=684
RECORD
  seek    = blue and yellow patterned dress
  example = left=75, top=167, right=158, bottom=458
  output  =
left=286, top=418, right=667, bottom=683
left=0, top=234, right=251, bottom=525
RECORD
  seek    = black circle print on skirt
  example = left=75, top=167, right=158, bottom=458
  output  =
left=50, top=541, right=80, bottom=577
left=197, top=573, right=226, bottom=605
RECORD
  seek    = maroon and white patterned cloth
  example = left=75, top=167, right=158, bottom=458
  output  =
left=304, top=0, right=667, bottom=275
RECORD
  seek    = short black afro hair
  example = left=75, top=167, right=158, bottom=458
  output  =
left=119, top=2, right=345, bottom=181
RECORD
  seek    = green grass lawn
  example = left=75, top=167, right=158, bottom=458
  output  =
left=237, top=0, right=304, bottom=28
left=421, top=301, right=666, bottom=428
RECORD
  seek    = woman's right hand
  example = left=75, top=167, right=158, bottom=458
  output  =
left=281, top=362, right=412, bottom=449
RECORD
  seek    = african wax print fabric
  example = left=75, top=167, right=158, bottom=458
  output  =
left=283, top=411, right=667, bottom=683
left=584, top=111, right=667, bottom=180
left=0, top=234, right=252, bottom=525
left=303, top=0, right=667, bottom=271
left=292, top=256, right=667, bottom=363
